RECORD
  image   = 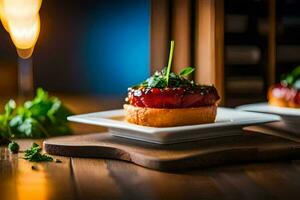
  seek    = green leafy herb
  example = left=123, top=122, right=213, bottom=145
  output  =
left=24, top=143, right=53, bottom=162
left=8, top=141, right=19, bottom=153
left=136, top=66, right=195, bottom=89
left=131, top=41, right=196, bottom=89
left=281, top=66, right=300, bottom=89
left=0, top=88, right=73, bottom=140
left=179, top=67, right=195, bottom=76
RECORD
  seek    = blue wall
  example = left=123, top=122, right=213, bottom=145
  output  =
left=82, top=0, right=150, bottom=94
left=33, top=0, right=150, bottom=95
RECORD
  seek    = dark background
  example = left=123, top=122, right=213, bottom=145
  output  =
left=1, top=0, right=300, bottom=106
left=224, top=0, right=300, bottom=106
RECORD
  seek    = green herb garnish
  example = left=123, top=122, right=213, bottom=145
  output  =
left=166, top=40, right=175, bottom=86
left=138, top=68, right=195, bottom=89
left=281, top=66, right=300, bottom=89
left=179, top=67, right=195, bottom=76
left=8, top=141, right=19, bottom=153
left=0, top=88, right=73, bottom=140
left=24, top=143, right=53, bottom=162
left=133, top=41, right=195, bottom=89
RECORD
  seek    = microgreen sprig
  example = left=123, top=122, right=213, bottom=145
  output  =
left=134, top=41, right=195, bottom=89
left=166, top=40, right=175, bottom=86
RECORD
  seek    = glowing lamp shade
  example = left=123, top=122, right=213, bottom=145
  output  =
left=0, top=0, right=42, bottom=95
left=9, top=15, right=40, bottom=50
left=1, top=0, right=42, bottom=58
left=0, top=0, right=8, bottom=30
left=8, top=15, right=40, bottom=58
left=3, top=0, right=41, bottom=20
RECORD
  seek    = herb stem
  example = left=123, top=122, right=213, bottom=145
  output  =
left=166, top=40, right=175, bottom=86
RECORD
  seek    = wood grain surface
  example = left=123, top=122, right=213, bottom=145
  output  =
left=44, top=131, right=300, bottom=171
left=3, top=143, right=300, bottom=200
left=0, top=150, right=76, bottom=200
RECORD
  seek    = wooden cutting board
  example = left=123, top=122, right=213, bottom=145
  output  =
left=44, top=131, right=300, bottom=171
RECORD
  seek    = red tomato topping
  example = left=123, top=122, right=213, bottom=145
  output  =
left=272, top=83, right=300, bottom=105
left=127, top=86, right=220, bottom=108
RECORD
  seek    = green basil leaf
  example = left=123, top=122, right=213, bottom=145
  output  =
left=179, top=67, right=195, bottom=76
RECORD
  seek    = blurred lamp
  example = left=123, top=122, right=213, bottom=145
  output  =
left=0, top=0, right=42, bottom=96
left=0, top=0, right=8, bottom=30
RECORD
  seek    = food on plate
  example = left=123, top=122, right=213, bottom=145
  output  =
left=268, top=66, right=300, bottom=108
left=124, top=41, right=220, bottom=127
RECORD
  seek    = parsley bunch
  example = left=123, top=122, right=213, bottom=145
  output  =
left=24, top=143, right=53, bottom=162
left=0, top=88, right=73, bottom=139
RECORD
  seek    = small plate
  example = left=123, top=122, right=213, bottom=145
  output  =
left=237, top=103, right=300, bottom=125
left=67, top=107, right=280, bottom=144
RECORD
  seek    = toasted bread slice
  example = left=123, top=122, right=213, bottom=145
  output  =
left=124, top=104, right=217, bottom=127
left=268, top=87, right=300, bottom=108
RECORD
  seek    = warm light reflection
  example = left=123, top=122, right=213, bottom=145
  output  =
left=0, top=0, right=42, bottom=58
left=16, top=161, right=49, bottom=200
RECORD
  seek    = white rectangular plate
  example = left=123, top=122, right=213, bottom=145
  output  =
left=237, top=103, right=300, bottom=124
left=68, top=107, right=280, bottom=144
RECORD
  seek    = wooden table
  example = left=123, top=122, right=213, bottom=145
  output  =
left=2, top=142, right=300, bottom=200
left=1, top=95, right=300, bottom=200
